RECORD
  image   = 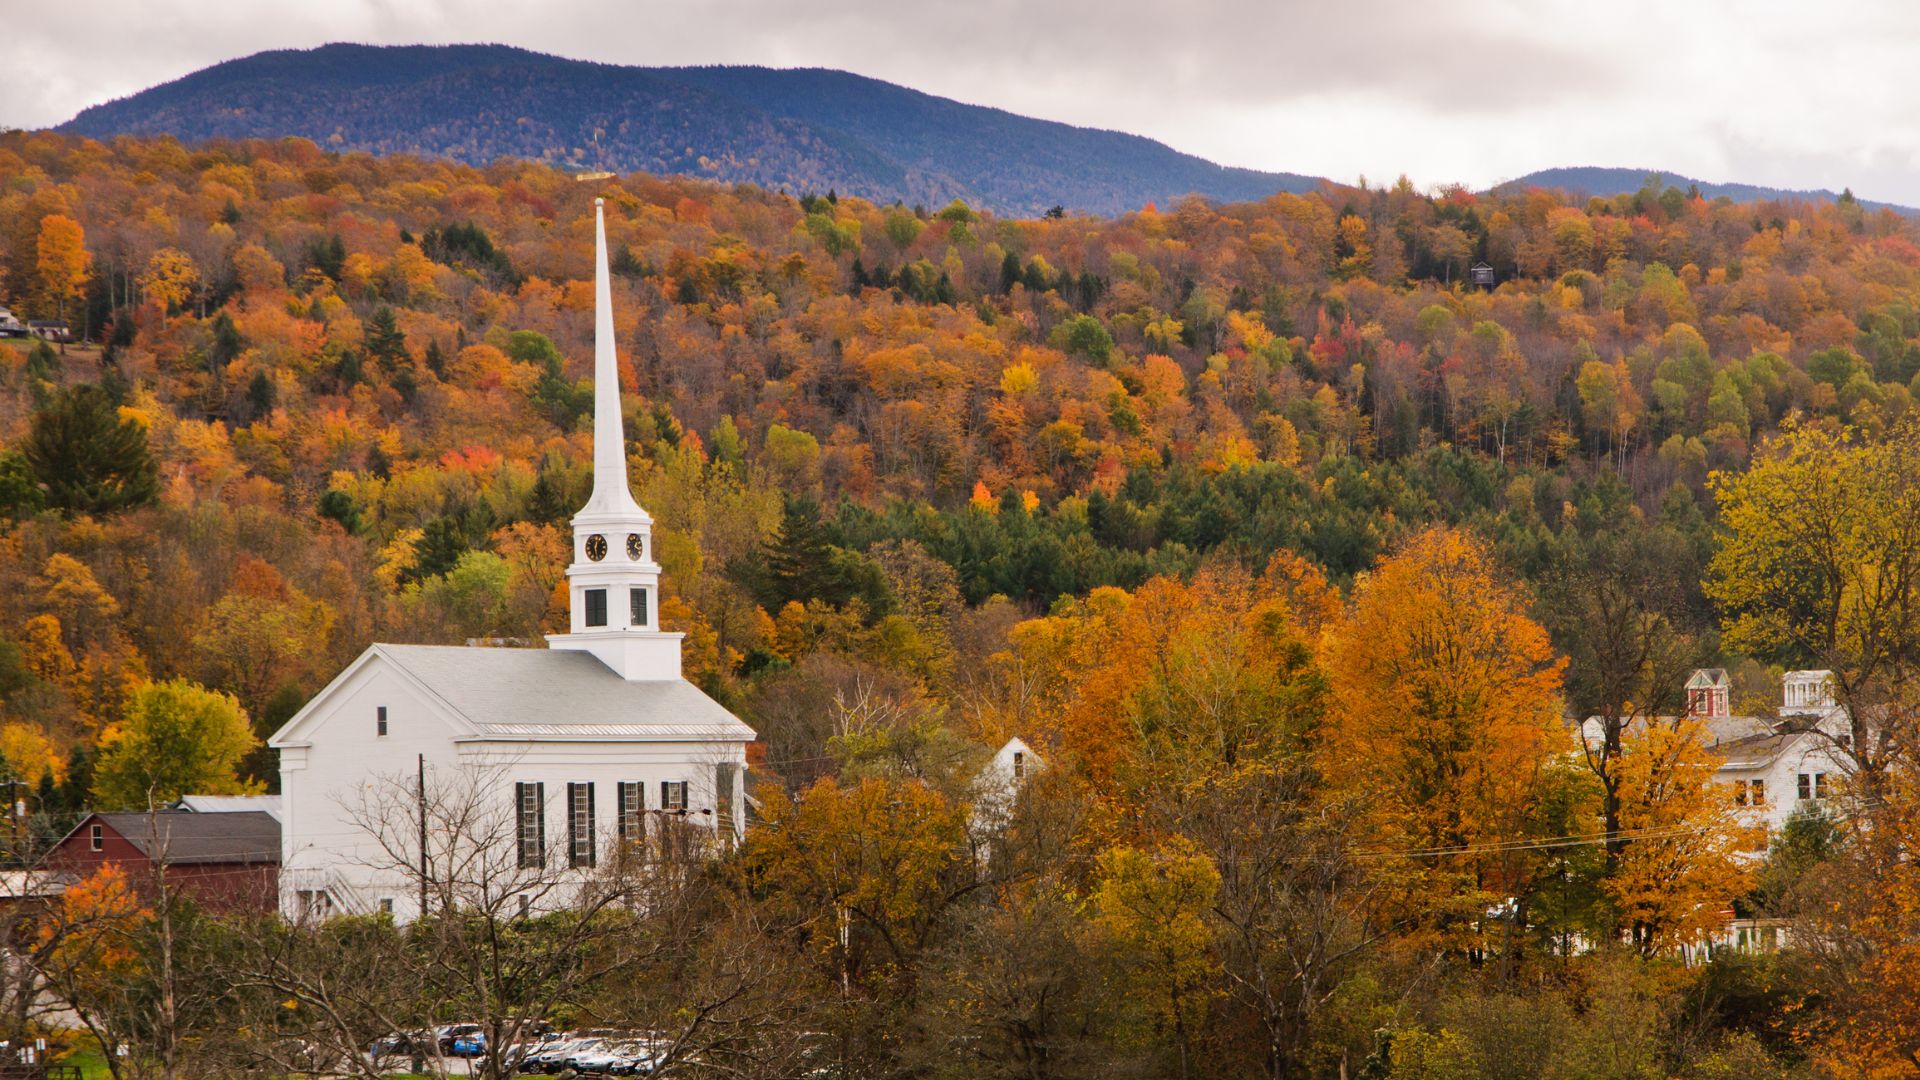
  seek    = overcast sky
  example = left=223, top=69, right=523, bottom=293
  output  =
left=10, top=0, right=1920, bottom=204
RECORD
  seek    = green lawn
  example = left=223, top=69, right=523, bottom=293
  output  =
left=54, top=1045, right=447, bottom=1080
left=57, top=1047, right=108, bottom=1080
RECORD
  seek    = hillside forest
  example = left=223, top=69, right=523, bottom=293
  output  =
left=7, top=130, right=1920, bottom=1076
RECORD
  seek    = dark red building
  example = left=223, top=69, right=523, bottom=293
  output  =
left=47, top=811, right=280, bottom=913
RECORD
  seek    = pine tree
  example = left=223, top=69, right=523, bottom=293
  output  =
left=364, top=306, right=409, bottom=371
left=22, top=384, right=158, bottom=515
left=527, top=469, right=568, bottom=524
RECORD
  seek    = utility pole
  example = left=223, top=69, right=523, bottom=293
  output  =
left=417, top=754, right=428, bottom=921
left=4, top=779, right=20, bottom=864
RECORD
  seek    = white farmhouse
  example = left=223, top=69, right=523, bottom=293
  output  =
left=1583, top=667, right=1852, bottom=848
left=269, top=200, right=755, bottom=921
left=1695, top=668, right=1851, bottom=838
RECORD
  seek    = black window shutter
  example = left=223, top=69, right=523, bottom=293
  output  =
left=585, top=782, right=596, bottom=867
left=535, top=782, right=546, bottom=866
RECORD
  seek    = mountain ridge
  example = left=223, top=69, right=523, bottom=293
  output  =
left=55, top=43, right=1326, bottom=217
left=1496, top=165, right=1915, bottom=214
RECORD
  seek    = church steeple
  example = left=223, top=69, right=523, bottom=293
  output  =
left=582, top=199, right=647, bottom=520
left=548, top=198, right=684, bottom=681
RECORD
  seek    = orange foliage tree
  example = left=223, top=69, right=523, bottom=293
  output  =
left=1319, top=527, right=1569, bottom=939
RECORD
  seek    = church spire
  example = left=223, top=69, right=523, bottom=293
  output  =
left=550, top=197, right=682, bottom=681
left=581, top=198, right=646, bottom=518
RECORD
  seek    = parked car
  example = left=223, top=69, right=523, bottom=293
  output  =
left=450, top=1030, right=487, bottom=1058
left=503, top=1033, right=553, bottom=1072
left=572, top=1040, right=655, bottom=1075
left=519, top=1036, right=603, bottom=1074
left=559, top=1039, right=625, bottom=1073
left=369, top=1030, right=420, bottom=1058
left=438, top=1023, right=484, bottom=1055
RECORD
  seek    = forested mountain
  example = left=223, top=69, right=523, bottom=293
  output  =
left=11, top=131, right=1920, bottom=1073
left=54, top=43, right=1324, bottom=216
left=1502, top=165, right=1915, bottom=214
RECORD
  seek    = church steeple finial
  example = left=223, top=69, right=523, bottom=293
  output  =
left=582, top=198, right=645, bottom=518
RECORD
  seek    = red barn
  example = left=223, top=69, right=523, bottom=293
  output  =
left=47, top=811, right=280, bottom=913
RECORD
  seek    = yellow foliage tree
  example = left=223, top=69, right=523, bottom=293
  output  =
left=35, top=214, right=90, bottom=322
left=1604, top=719, right=1756, bottom=953
left=91, top=679, right=258, bottom=809
left=1090, top=837, right=1222, bottom=1078
left=139, top=248, right=200, bottom=313
left=744, top=775, right=966, bottom=981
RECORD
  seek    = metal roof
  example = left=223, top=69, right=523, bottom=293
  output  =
left=88, top=811, right=280, bottom=865
left=172, top=795, right=282, bottom=820
left=375, top=644, right=755, bottom=741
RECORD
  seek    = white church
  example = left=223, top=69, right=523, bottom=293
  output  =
left=269, top=200, right=756, bottom=921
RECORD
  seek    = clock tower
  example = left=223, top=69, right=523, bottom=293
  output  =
left=548, top=198, right=682, bottom=680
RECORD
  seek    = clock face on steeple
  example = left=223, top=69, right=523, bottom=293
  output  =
left=585, top=534, right=608, bottom=561
left=627, top=533, right=644, bottom=560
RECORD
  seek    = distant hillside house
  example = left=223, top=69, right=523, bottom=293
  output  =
left=972, top=737, right=1042, bottom=833
left=269, top=200, right=754, bottom=922
left=47, top=811, right=281, bottom=913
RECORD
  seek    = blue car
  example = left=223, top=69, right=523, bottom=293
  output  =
left=451, top=1032, right=487, bottom=1058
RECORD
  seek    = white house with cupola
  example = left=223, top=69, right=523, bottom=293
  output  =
left=1583, top=667, right=1853, bottom=851
left=269, top=200, right=755, bottom=921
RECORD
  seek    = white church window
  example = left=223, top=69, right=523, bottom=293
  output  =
left=567, top=782, right=596, bottom=869
left=585, top=589, right=608, bottom=627
left=377, top=706, right=387, bottom=737
left=630, top=588, right=649, bottom=627
left=661, top=781, right=688, bottom=813
left=515, top=782, right=546, bottom=868
left=617, top=782, right=645, bottom=846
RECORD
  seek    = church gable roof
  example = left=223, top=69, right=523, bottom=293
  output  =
left=374, top=644, right=754, bottom=741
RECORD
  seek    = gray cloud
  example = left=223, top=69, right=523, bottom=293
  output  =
left=5, top=0, right=1918, bottom=204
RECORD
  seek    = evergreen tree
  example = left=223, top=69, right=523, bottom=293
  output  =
left=316, top=489, right=363, bottom=534
left=0, top=451, right=43, bottom=518
left=364, top=305, right=409, bottom=371
left=246, top=369, right=277, bottom=418
left=22, top=384, right=158, bottom=515
left=1000, top=251, right=1023, bottom=293
left=306, top=233, right=347, bottom=281
left=24, top=341, right=60, bottom=384
left=409, top=517, right=469, bottom=583
left=207, top=310, right=243, bottom=393
left=735, top=496, right=892, bottom=614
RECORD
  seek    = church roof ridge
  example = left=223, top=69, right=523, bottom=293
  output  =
left=373, top=643, right=754, bottom=741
